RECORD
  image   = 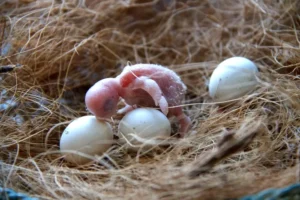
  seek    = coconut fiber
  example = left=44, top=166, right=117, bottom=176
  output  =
left=0, top=0, right=300, bottom=199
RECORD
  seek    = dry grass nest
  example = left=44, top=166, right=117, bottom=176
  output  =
left=0, top=0, right=300, bottom=199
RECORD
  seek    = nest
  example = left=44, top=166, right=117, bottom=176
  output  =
left=0, top=0, right=300, bottom=199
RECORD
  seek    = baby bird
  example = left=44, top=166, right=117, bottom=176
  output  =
left=85, top=64, right=191, bottom=137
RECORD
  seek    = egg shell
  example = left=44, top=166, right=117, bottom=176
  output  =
left=118, top=108, right=171, bottom=147
left=209, top=57, right=259, bottom=102
left=60, top=115, right=113, bottom=165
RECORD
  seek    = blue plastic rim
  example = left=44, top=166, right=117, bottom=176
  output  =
left=0, top=187, right=39, bottom=200
left=239, top=183, right=300, bottom=200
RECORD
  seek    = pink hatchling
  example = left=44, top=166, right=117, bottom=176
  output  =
left=85, top=64, right=191, bottom=137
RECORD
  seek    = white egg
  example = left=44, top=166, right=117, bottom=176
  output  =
left=60, top=115, right=113, bottom=165
left=209, top=57, right=259, bottom=102
left=118, top=108, right=171, bottom=148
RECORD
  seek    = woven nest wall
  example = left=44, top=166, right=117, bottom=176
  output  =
left=0, top=0, right=300, bottom=199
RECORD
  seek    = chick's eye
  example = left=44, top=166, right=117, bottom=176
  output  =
left=103, top=99, right=115, bottom=112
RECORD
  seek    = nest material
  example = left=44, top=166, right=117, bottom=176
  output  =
left=0, top=0, right=300, bottom=199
